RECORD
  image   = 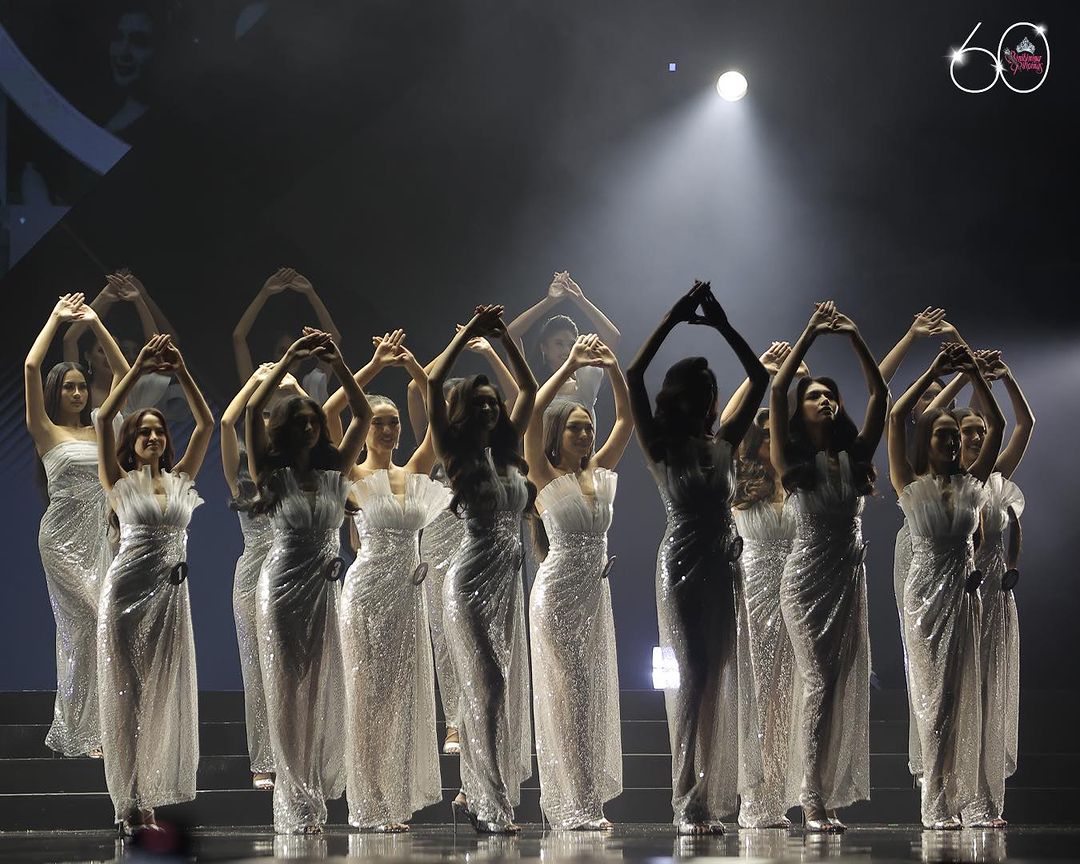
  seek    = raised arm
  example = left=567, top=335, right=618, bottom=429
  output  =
left=561, top=272, right=621, bottom=349
left=769, top=302, right=834, bottom=477
left=96, top=335, right=169, bottom=490
left=888, top=349, right=956, bottom=495
left=985, top=353, right=1034, bottom=479
left=156, top=339, right=214, bottom=479
left=221, top=364, right=271, bottom=497
left=120, top=270, right=179, bottom=342
left=317, top=335, right=373, bottom=471
left=322, top=330, right=405, bottom=441
left=492, top=312, right=536, bottom=434
left=626, top=282, right=705, bottom=461
left=63, top=283, right=119, bottom=363
left=506, top=275, right=563, bottom=350
left=591, top=341, right=634, bottom=470
left=961, top=347, right=1006, bottom=483
left=26, top=295, right=84, bottom=447
left=290, top=270, right=342, bottom=344
left=525, top=335, right=599, bottom=488
left=878, top=307, right=947, bottom=385
left=233, top=268, right=292, bottom=385
left=829, top=308, right=890, bottom=454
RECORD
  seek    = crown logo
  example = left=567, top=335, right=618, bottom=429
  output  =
left=1017, top=36, right=1037, bottom=54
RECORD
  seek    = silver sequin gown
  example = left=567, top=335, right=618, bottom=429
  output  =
left=232, top=508, right=274, bottom=774
left=530, top=469, right=622, bottom=828
left=97, top=467, right=202, bottom=820
left=964, top=473, right=1025, bottom=824
left=900, top=474, right=985, bottom=826
left=420, top=468, right=465, bottom=731
left=780, top=452, right=870, bottom=811
left=340, top=470, right=451, bottom=827
left=258, top=469, right=349, bottom=834
left=443, top=451, right=533, bottom=827
left=649, top=438, right=740, bottom=825
left=894, top=519, right=923, bottom=778
left=733, top=497, right=801, bottom=826
left=38, top=439, right=111, bottom=756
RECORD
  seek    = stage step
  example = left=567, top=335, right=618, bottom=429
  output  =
left=0, top=690, right=1074, bottom=830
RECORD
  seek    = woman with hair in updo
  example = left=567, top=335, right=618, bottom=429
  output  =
left=25, top=293, right=129, bottom=760
left=627, top=280, right=768, bottom=835
left=769, top=301, right=889, bottom=833
left=95, top=333, right=213, bottom=836
left=246, top=328, right=373, bottom=835
left=426, top=305, right=538, bottom=834
left=525, top=333, right=633, bottom=830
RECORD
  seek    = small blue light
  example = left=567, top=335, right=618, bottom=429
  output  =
left=668, top=62, right=677, bottom=72
left=18, top=216, right=27, bottom=225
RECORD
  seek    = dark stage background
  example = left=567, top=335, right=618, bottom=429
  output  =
left=1, top=1, right=1077, bottom=696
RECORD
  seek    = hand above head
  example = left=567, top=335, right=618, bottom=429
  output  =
left=547, top=272, right=567, bottom=299
left=567, top=334, right=603, bottom=369
left=371, top=329, right=405, bottom=367
left=263, top=267, right=293, bottom=295
left=106, top=272, right=141, bottom=301
left=53, top=293, right=87, bottom=321
left=909, top=306, right=946, bottom=338
left=286, top=328, right=332, bottom=360
left=827, top=308, right=858, bottom=335
left=288, top=270, right=314, bottom=294
left=977, top=349, right=1008, bottom=381
left=669, top=280, right=711, bottom=324
left=134, top=333, right=172, bottom=371
left=761, top=341, right=791, bottom=375
left=562, top=272, right=584, bottom=298
left=936, top=341, right=974, bottom=375
left=251, top=361, right=277, bottom=383
left=688, top=284, right=729, bottom=329
left=114, top=268, right=147, bottom=296
left=589, top=338, right=618, bottom=368
left=456, top=324, right=494, bottom=354
left=465, top=304, right=506, bottom=339
left=151, top=336, right=185, bottom=373
left=299, top=326, right=339, bottom=363
left=808, top=300, right=837, bottom=334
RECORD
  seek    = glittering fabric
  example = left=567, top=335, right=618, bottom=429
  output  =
left=893, top=519, right=923, bottom=778
left=530, top=469, right=622, bottom=828
left=340, top=470, right=451, bottom=827
left=232, top=509, right=274, bottom=773
left=900, top=474, right=985, bottom=826
left=443, top=451, right=532, bottom=827
left=257, top=469, right=349, bottom=834
left=649, top=438, right=740, bottom=824
left=733, top=498, right=800, bottom=826
left=780, top=451, right=870, bottom=811
left=97, top=467, right=202, bottom=819
left=419, top=469, right=465, bottom=729
left=38, top=440, right=111, bottom=756
left=964, top=473, right=1025, bottom=824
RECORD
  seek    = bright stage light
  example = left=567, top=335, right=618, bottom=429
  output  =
left=716, top=70, right=747, bottom=101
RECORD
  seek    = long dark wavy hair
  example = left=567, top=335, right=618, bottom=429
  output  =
left=780, top=376, right=876, bottom=495
left=441, top=374, right=536, bottom=517
left=647, top=357, right=718, bottom=463
left=250, top=395, right=341, bottom=515
left=734, top=409, right=777, bottom=509
left=912, top=407, right=970, bottom=477
left=43, top=362, right=94, bottom=427
left=531, top=399, right=594, bottom=560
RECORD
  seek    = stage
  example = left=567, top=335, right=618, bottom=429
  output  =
left=1, top=824, right=1076, bottom=862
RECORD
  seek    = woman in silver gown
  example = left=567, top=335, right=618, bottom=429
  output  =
left=627, top=281, right=768, bottom=835
left=246, top=329, right=373, bottom=835
left=877, top=307, right=962, bottom=781
left=769, top=301, right=888, bottom=832
left=731, top=408, right=800, bottom=827
left=888, top=345, right=1005, bottom=828
left=407, top=332, right=520, bottom=755
left=926, top=350, right=1034, bottom=827
left=524, top=334, right=633, bottom=830
left=323, top=333, right=450, bottom=831
left=221, top=364, right=309, bottom=790
left=426, top=305, right=538, bottom=834
left=95, top=334, right=214, bottom=835
left=25, top=294, right=130, bottom=758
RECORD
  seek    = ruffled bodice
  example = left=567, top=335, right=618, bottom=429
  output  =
left=351, top=470, right=451, bottom=534
left=537, top=469, right=616, bottom=540
left=787, top=452, right=864, bottom=536
left=650, top=438, right=735, bottom=523
left=734, top=497, right=795, bottom=543
left=267, top=468, right=349, bottom=534
left=980, top=473, right=1025, bottom=542
left=42, top=440, right=102, bottom=500
left=109, top=467, right=203, bottom=531
left=899, top=474, right=985, bottom=543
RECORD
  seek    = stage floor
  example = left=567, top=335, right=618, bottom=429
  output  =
left=0, top=824, right=1075, bottom=862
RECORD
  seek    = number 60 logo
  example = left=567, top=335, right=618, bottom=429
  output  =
left=950, top=22, right=1050, bottom=94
